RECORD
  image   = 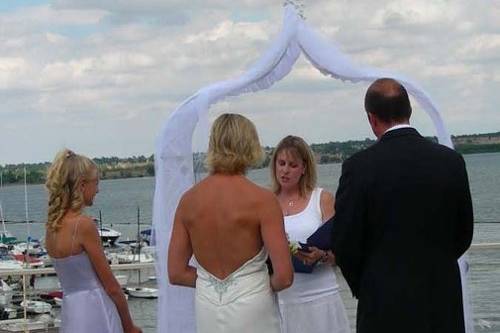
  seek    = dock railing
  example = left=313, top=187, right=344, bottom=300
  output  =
left=0, top=262, right=154, bottom=278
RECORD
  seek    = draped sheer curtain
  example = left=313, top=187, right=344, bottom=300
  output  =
left=152, top=5, right=472, bottom=332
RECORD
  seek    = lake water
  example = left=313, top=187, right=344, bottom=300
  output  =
left=1, top=152, right=499, bottom=332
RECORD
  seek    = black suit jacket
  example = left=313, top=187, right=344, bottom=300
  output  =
left=331, top=128, right=473, bottom=333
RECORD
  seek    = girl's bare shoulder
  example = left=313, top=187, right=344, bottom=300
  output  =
left=77, top=215, right=98, bottom=234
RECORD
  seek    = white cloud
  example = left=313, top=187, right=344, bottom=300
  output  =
left=1, top=4, right=106, bottom=28
left=45, top=32, right=68, bottom=44
left=0, top=57, right=29, bottom=89
left=458, top=34, right=500, bottom=63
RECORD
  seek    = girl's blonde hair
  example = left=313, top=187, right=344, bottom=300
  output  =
left=205, top=113, right=263, bottom=174
left=270, top=135, right=317, bottom=197
left=45, top=149, right=97, bottom=232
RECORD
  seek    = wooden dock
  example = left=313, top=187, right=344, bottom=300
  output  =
left=0, top=262, right=155, bottom=277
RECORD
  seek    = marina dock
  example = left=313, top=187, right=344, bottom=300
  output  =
left=0, top=262, right=155, bottom=332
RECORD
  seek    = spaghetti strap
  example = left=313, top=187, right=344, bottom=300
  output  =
left=314, top=187, right=323, bottom=217
left=70, top=217, right=82, bottom=255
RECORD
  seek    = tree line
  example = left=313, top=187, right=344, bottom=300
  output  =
left=2, top=132, right=499, bottom=185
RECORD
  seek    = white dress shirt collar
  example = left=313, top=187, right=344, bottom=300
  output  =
left=384, top=124, right=412, bottom=135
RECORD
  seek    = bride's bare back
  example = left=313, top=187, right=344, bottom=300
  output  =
left=169, top=173, right=293, bottom=290
left=184, top=174, right=270, bottom=278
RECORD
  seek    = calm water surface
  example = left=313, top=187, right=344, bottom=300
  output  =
left=1, top=153, right=499, bottom=332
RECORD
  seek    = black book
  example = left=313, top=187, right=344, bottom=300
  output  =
left=291, top=217, right=334, bottom=273
left=305, top=216, right=333, bottom=251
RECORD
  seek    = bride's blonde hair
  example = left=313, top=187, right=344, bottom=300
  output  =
left=45, top=149, right=97, bottom=232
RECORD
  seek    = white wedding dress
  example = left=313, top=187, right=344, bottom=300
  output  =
left=195, top=247, right=281, bottom=333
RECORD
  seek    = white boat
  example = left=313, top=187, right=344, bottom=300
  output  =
left=0, top=245, right=23, bottom=270
left=98, top=227, right=121, bottom=245
left=140, top=228, right=153, bottom=245
left=20, top=300, right=52, bottom=314
left=53, top=297, right=63, bottom=307
left=0, top=318, right=49, bottom=331
left=141, top=245, right=156, bottom=256
left=40, top=254, right=53, bottom=267
left=0, top=279, right=13, bottom=306
left=0, top=258, right=24, bottom=271
left=115, top=252, right=155, bottom=264
left=0, top=293, right=12, bottom=306
left=0, top=202, right=17, bottom=245
left=12, top=253, right=44, bottom=268
left=10, top=241, right=46, bottom=257
left=478, top=319, right=492, bottom=329
left=125, top=287, right=158, bottom=299
left=1, top=307, right=18, bottom=319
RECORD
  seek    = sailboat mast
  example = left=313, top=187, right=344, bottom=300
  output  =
left=0, top=171, right=6, bottom=235
left=24, top=167, right=30, bottom=265
left=0, top=202, right=6, bottom=235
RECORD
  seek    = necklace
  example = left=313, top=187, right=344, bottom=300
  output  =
left=283, top=196, right=300, bottom=216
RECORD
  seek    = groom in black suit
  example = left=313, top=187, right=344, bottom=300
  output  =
left=331, top=78, right=473, bottom=333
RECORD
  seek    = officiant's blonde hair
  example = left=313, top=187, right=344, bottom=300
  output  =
left=206, top=113, right=263, bottom=175
left=271, top=135, right=317, bottom=197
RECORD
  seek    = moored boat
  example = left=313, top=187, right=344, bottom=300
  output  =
left=125, top=287, right=158, bottom=299
left=20, top=300, right=52, bottom=314
left=0, top=318, right=50, bottom=331
left=98, top=227, right=121, bottom=245
left=53, top=297, right=62, bottom=307
left=0, top=279, right=13, bottom=306
left=12, top=254, right=44, bottom=268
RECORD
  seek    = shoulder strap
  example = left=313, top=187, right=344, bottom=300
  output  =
left=313, top=187, right=323, bottom=219
left=70, top=217, right=83, bottom=255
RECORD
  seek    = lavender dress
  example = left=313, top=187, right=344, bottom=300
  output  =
left=53, top=252, right=123, bottom=332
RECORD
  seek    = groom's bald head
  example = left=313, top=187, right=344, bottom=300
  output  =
left=364, top=78, right=412, bottom=124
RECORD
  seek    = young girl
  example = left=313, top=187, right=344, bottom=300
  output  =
left=45, top=149, right=141, bottom=333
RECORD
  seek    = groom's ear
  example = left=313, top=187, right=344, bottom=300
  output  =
left=367, top=112, right=380, bottom=137
left=367, top=112, right=375, bottom=127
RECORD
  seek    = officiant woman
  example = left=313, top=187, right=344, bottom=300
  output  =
left=271, top=135, right=350, bottom=333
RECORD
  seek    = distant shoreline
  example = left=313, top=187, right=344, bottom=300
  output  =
left=2, top=131, right=499, bottom=186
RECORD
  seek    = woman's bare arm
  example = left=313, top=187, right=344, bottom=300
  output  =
left=259, top=191, right=293, bottom=292
left=79, top=217, right=140, bottom=333
left=168, top=196, right=197, bottom=288
left=320, top=190, right=335, bottom=222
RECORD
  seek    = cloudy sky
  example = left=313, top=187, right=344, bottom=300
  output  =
left=1, top=0, right=499, bottom=164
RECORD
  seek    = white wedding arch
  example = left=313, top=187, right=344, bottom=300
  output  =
left=152, top=3, right=472, bottom=332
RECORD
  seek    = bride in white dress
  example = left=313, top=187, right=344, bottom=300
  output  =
left=168, top=114, right=294, bottom=333
left=271, top=136, right=350, bottom=333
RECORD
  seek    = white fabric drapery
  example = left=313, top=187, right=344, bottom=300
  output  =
left=153, top=5, right=472, bottom=332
